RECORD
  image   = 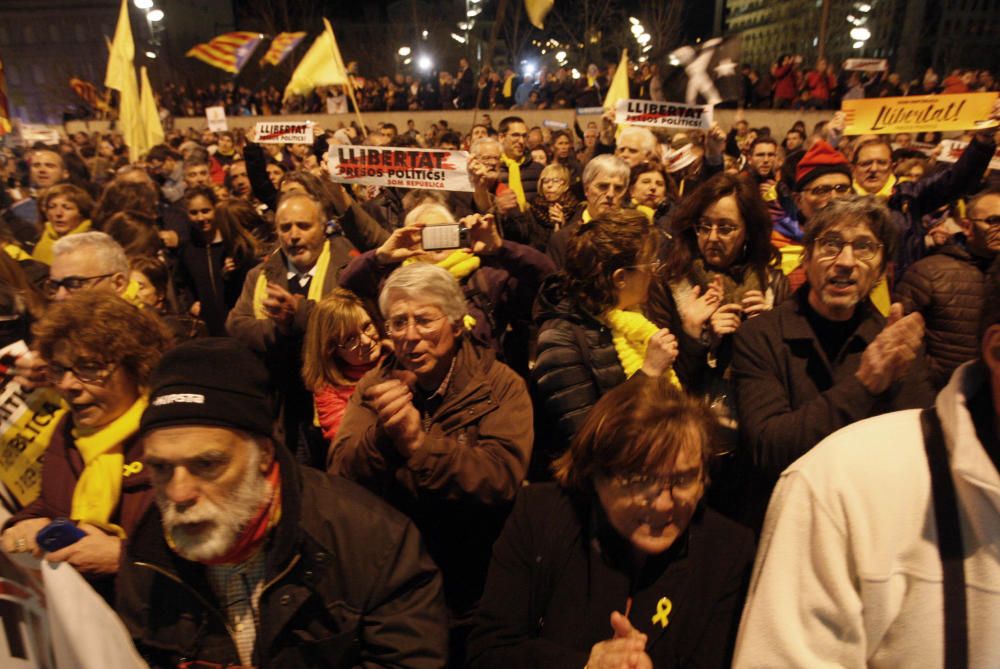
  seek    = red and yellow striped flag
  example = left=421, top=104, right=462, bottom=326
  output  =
left=260, top=31, right=307, bottom=67
left=186, top=32, right=263, bottom=74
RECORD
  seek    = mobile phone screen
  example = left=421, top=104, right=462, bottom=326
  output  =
left=422, top=224, right=462, bottom=251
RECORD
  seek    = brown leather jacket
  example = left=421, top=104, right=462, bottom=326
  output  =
left=328, top=336, right=533, bottom=616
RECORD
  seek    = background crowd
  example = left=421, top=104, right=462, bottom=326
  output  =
left=145, top=59, right=1000, bottom=118
left=1, top=64, right=999, bottom=668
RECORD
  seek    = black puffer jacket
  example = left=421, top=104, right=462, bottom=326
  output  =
left=894, top=241, right=992, bottom=389
left=530, top=276, right=626, bottom=475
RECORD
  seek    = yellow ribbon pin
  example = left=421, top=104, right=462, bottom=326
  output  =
left=123, top=461, right=144, bottom=477
left=651, top=596, right=672, bottom=628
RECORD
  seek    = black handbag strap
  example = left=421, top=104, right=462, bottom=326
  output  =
left=920, top=407, right=968, bottom=669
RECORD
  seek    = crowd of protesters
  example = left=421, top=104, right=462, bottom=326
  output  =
left=147, top=58, right=1000, bottom=119
left=1, top=64, right=1000, bottom=668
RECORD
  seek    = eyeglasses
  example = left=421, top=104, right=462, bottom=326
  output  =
left=541, top=177, right=567, bottom=186
left=856, top=159, right=891, bottom=169
left=612, top=470, right=703, bottom=506
left=45, top=359, right=115, bottom=385
left=814, top=236, right=883, bottom=262
left=695, top=219, right=741, bottom=238
left=43, top=273, right=115, bottom=297
left=385, top=313, right=448, bottom=337
left=968, top=215, right=1000, bottom=228
left=802, top=183, right=852, bottom=196
left=336, top=322, right=379, bottom=352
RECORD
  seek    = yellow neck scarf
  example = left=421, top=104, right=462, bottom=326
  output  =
left=500, top=154, right=528, bottom=212
left=31, top=219, right=92, bottom=266
left=582, top=208, right=593, bottom=224
left=253, top=241, right=331, bottom=319
left=602, top=308, right=681, bottom=388
left=4, top=242, right=32, bottom=262
left=635, top=205, right=655, bottom=224
left=503, top=74, right=515, bottom=98
left=853, top=174, right=896, bottom=199
left=70, top=395, right=148, bottom=538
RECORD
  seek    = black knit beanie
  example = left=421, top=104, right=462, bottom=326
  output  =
left=140, top=338, right=274, bottom=438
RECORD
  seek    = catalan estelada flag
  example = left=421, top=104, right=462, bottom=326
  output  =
left=260, top=31, right=307, bottom=67
left=186, top=32, right=263, bottom=74
left=0, top=50, right=11, bottom=136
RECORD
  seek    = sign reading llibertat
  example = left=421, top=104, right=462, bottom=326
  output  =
left=254, top=121, right=314, bottom=144
left=326, top=146, right=474, bottom=192
left=842, top=92, right=998, bottom=135
left=614, top=99, right=714, bottom=130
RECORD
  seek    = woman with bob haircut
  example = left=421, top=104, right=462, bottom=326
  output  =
left=1, top=292, right=172, bottom=601
left=302, top=288, right=384, bottom=442
left=32, top=183, right=95, bottom=265
left=527, top=162, right=580, bottom=249
left=467, top=375, right=755, bottom=668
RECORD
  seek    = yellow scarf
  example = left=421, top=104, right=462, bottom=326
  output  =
left=603, top=308, right=682, bottom=388
left=31, top=220, right=93, bottom=266
left=253, top=242, right=331, bottom=319
left=4, top=243, right=32, bottom=262
left=503, top=74, right=515, bottom=98
left=635, top=205, right=655, bottom=224
left=500, top=154, right=528, bottom=212
left=70, top=396, right=148, bottom=538
left=853, top=174, right=896, bottom=199
left=582, top=208, right=593, bottom=224
left=587, top=75, right=597, bottom=88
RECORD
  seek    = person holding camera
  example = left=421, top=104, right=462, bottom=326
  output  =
left=338, top=203, right=555, bottom=371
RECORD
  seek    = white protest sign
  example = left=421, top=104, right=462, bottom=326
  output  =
left=254, top=121, right=314, bottom=144
left=542, top=120, right=568, bottom=130
left=615, top=99, right=713, bottom=130
left=204, top=105, right=227, bottom=131
left=326, top=146, right=474, bottom=192
left=19, top=124, right=62, bottom=145
left=576, top=106, right=605, bottom=116
left=843, top=58, right=888, bottom=72
left=936, top=138, right=1000, bottom=170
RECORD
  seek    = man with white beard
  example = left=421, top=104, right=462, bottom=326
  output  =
left=115, top=338, right=448, bottom=668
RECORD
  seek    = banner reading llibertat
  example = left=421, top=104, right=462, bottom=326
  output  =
left=842, top=92, right=999, bottom=135
left=614, top=99, right=714, bottom=130
left=326, top=146, right=474, bottom=192
left=254, top=121, right=314, bottom=144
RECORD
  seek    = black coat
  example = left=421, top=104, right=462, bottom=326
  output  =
left=176, top=237, right=254, bottom=337
left=466, top=483, right=755, bottom=668
left=732, top=287, right=935, bottom=480
left=116, top=444, right=448, bottom=669
left=530, top=276, right=626, bottom=474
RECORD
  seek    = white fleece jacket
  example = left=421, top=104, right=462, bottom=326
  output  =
left=734, top=361, right=1000, bottom=668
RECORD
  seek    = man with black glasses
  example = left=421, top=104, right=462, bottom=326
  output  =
left=732, top=197, right=934, bottom=508
left=44, top=232, right=131, bottom=303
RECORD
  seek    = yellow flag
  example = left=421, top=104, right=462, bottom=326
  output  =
left=140, top=66, right=164, bottom=149
left=604, top=49, right=630, bottom=109
left=525, top=0, right=554, bottom=29
left=104, top=0, right=143, bottom=161
left=283, top=19, right=349, bottom=102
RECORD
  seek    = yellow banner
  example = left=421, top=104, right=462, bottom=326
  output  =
left=1, top=377, right=66, bottom=508
left=843, top=92, right=998, bottom=135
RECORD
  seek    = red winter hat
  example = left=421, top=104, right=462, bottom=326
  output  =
left=795, top=140, right=851, bottom=191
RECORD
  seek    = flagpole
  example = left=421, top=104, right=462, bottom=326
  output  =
left=322, top=19, right=367, bottom=139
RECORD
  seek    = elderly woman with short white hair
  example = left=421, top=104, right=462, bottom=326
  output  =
left=329, top=261, right=534, bottom=660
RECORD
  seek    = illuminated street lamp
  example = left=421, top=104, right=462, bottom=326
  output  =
left=147, top=8, right=164, bottom=21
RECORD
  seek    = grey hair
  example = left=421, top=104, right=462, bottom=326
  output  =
left=52, top=231, right=129, bottom=275
left=617, top=126, right=657, bottom=156
left=403, top=202, right=455, bottom=227
left=802, top=195, right=897, bottom=271
left=582, top=154, right=630, bottom=188
left=379, top=263, right=467, bottom=325
left=470, top=136, right=501, bottom=155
